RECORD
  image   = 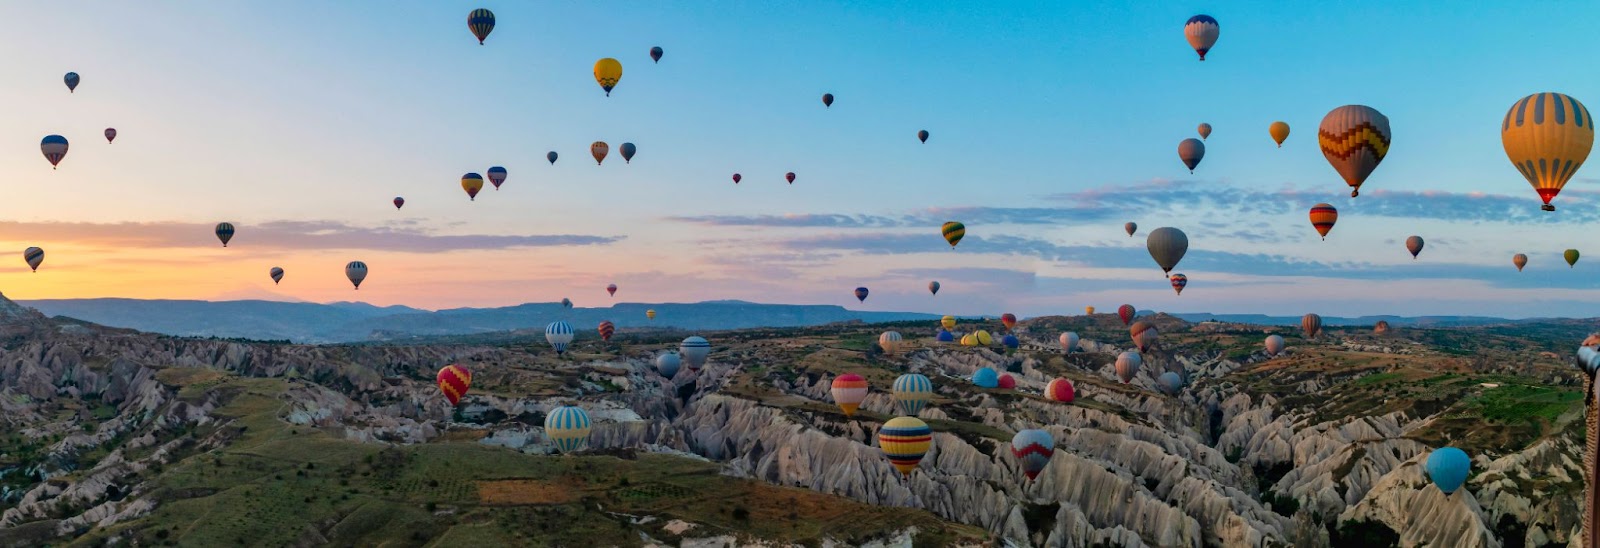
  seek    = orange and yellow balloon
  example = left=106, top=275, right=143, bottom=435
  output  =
left=1309, top=203, right=1337, bottom=240
left=1269, top=121, right=1290, bottom=147
left=1502, top=92, right=1594, bottom=211
left=594, top=58, right=623, bottom=96
left=878, top=416, right=932, bottom=477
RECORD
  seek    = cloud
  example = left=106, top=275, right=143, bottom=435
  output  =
left=0, top=220, right=622, bottom=252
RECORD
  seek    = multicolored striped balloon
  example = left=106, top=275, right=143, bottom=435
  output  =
left=461, top=173, right=484, bottom=201
left=1045, top=378, right=1075, bottom=403
left=941, top=222, right=965, bottom=248
left=24, top=247, right=44, bottom=273
left=1010, top=429, right=1055, bottom=480
left=41, top=135, right=68, bottom=169
left=830, top=373, right=868, bottom=417
left=215, top=222, right=235, bottom=247
left=1183, top=15, right=1219, bottom=61
left=597, top=320, right=615, bottom=342
left=467, top=9, right=495, bottom=45
left=1502, top=93, right=1593, bottom=211
left=1115, top=352, right=1141, bottom=383
left=486, top=166, right=507, bottom=190
left=1319, top=105, right=1391, bottom=198
left=437, top=364, right=471, bottom=406
left=1309, top=203, right=1338, bottom=240
left=1169, top=274, right=1187, bottom=295
left=891, top=373, right=933, bottom=416
left=878, top=331, right=902, bottom=355
left=1059, top=332, right=1078, bottom=353
left=878, top=416, right=931, bottom=477
left=1000, top=313, right=1017, bottom=331
left=269, top=266, right=283, bottom=285
left=1130, top=321, right=1157, bottom=352
left=1302, top=313, right=1322, bottom=338
left=345, top=261, right=367, bottom=289
left=545, top=406, right=592, bottom=453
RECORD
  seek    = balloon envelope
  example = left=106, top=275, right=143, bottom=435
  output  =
left=1270, top=121, right=1290, bottom=147
left=467, top=8, right=495, bottom=44
left=1115, top=352, right=1142, bottom=383
left=486, top=166, right=507, bottom=189
left=545, top=321, right=575, bottom=354
left=1130, top=321, right=1158, bottom=352
left=655, top=353, right=681, bottom=378
left=928, top=281, right=940, bottom=295
left=437, top=364, right=472, bottom=406
left=461, top=173, right=484, bottom=200
left=593, top=58, right=623, bottom=95
left=936, top=329, right=954, bottom=342
left=831, top=373, right=869, bottom=417
left=680, top=336, right=711, bottom=370
left=345, top=261, right=367, bottom=289
left=1424, top=447, right=1471, bottom=495
left=1000, top=313, right=1017, bottom=330
left=1502, top=93, right=1594, bottom=211
left=1183, top=15, right=1219, bottom=60
left=1567, top=249, right=1580, bottom=267
left=547, top=151, right=558, bottom=164
left=545, top=406, right=592, bottom=453
left=940, top=315, right=956, bottom=330
left=973, top=367, right=999, bottom=388
left=1302, top=314, right=1323, bottom=338
left=591, top=142, right=609, bottom=164
left=649, top=46, right=663, bottom=63
left=1002, top=335, right=1019, bottom=350
left=393, top=197, right=405, bottom=209
left=215, top=222, right=235, bottom=247
left=607, top=283, right=617, bottom=296
left=104, top=128, right=116, bottom=143
left=1178, top=138, right=1205, bottom=173
left=1265, top=335, right=1285, bottom=356
left=879, top=416, right=931, bottom=477
left=1158, top=372, right=1184, bottom=395
left=892, top=373, right=934, bottom=415
left=1011, top=429, right=1055, bottom=480
left=1319, top=105, right=1392, bottom=197
left=597, top=320, right=615, bottom=342
left=1045, top=378, right=1075, bottom=403
left=854, top=287, right=869, bottom=302
left=1309, top=203, right=1337, bottom=239
left=41, top=135, right=68, bottom=168
left=1118, top=304, right=1136, bottom=326
left=1513, top=254, right=1528, bottom=271
left=1060, top=332, right=1079, bottom=352
left=941, top=222, right=965, bottom=248
left=23, top=247, right=43, bottom=272
left=822, top=93, right=834, bottom=107
left=1197, top=123, right=1212, bottom=140
left=1406, top=236, right=1424, bottom=258
left=918, top=129, right=929, bottom=143
left=1124, top=222, right=1137, bottom=237
left=620, top=142, right=637, bottom=163
left=1169, top=274, right=1187, bottom=295
left=878, top=331, right=903, bottom=355
left=64, top=72, right=80, bottom=92
left=1147, top=227, right=1189, bottom=274
left=268, top=266, right=283, bottom=284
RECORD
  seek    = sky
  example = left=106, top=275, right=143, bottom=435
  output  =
left=2, top=1, right=1599, bottom=318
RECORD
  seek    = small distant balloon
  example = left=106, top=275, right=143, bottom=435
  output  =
left=879, top=416, right=931, bottom=477
left=1117, top=304, right=1135, bottom=326
left=879, top=331, right=903, bottom=355
left=437, top=364, right=471, bottom=406
left=597, top=320, right=615, bottom=342
left=822, top=93, right=834, bottom=108
left=544, top=406, right=592, bottom=453
left=1264, top=334, right=1285, bottom=356
left=467, top=9, right=495, bottom=45
left=1197, top=123, right=1212, bottom=140
left=487, top=166, right=507, bottom=190
left=606, top=283, right=617, bottom=296
left=831, top=373, right=868, bottom=417
left=1405, top=236, right=1424, bottom=259
left=1011, top=429, right=1054, bottom=481
left=1513, top=253, right=1527, bottom=271
left=650, top=46, right=664, bottom=63
left=928, top=281, right=940, bottom=295
left=892, top=373, right=933, bottom=416
left=215, top=222, right=235, bottom=247
left=562, top=298, right=573, bottom=309
left=732, top=173, right=742, bottom=184
left=1124, top=222, right=1137, bottom=237
left=104, top=128, right=116, bottom=143
left=64, top=72, right=80, bottom=93
left=545, top=320, right=575, bottom=354
left=591, top=142, right=609, bottom=165
left=1302, top=313, right=1322, bottom=338
left=346, top=261, right=368, bottom=290
left=656, top=352, right=681, bottom=378
left=918, top=130, right=929, bottom=143
left=785, top=172, right=796, bottom=184
left=1566, top=249, right=1580, bottom=268
left=1059, top=332, right=1079, bottom=352
left=1115, top=352, right=1142, bottom=383
left=972, top=368, right=999, bottom=388
left=940, top=315, right=956, bottom=330
left=854, top=287, right=869, bottom=302
left=269, top=266, right=284, bottom=285
left=547, top=151, right=559, bottom=165
left=1169, top=273, right=1187, bottom=295
left=1178, top=138, right=1205, bottom=173
left=1045, top=378, right=1075, bottom=403
left=593, top=58, right=623, bottom=96
left=1270, top=121, right=1290, bottom=147
left=680, top=336, right=711, bottom=370
left=620, top=142, right=636, bottom=163
left=24, top=247, right=44, bottom=273
left=1000, top=313, right=1017, bottom=331
left=1183, top=15, right=1219, bottom=61
left=461, top=173, right=484, bottom=200
left=646, top=309, right=657, bottom=320
left=941, top=222, right=966, bottom=248
left=1158, top=372, right=1184, bottom=395
left=41, top=135, right=68, bottom=169
left=393, top=197, right=405, bottom=209
left=1309, top=203, right=1338, bottom=240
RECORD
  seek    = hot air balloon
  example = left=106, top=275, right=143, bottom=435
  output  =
left=561, top=298, right=573, bottom=309
left=437, top=364, right=471, bottom=405
left=855, top=287, right=869, bottom=302
left=1270, top=121, right=1290, bottom=147
left=545, top=321, right=575, bottom=354
left=1197, top=123, right=1212, bottom=140
left=593, top=58, right=623, bottom=96
left=1424, top=447, right=1471, bottom=495
left=649, top=46, right=663, bottom=63
left=346, top=261, right=367, bottom=289
left=973, top=330, right=993, bottom=346
left=1502, top=93, right=1594, bottom=211
left=1513, top=254, right=1527, bottom=271
left=941, top=315, right=956, bottom=330
left=1045, top=378, right=1075, bottom=403
left=1001, top=335, right=1020, bottom=352
left=1060, top=332, right=1079, bottom=352
left=1130, top=321, right=1157, bottom=353
left=1265, top=334, right=1285, bottom=357
left=941, top=222, right=965, bottom=248
left=892, top=373, right=933, bottom=415
left=1158, top=372, right=1184, bottom=395
left=393, top=197, right=405, bottom=209
left=1183, top=15, right=1219, bottom=60
left=731, top=173, right=741, bottom=184
left=973, top=368, right=999, bottom=388
left=1000, top=313, right=1017, bottom=331
left=467, top=8, right=495, bottom=45
left=1170, top=274, right=1188, bottom=295
left=936, top=330, right=954, bottom=343
left=1085, top=306, right=1095, bottom=315
left=785, top=172, right=796, bottom=184
left=486, top=166, right=507, bottom=190
left=879, top=331, right=903, bottom=355
left=1147, top=227, right=1188, bottom=274
left=1124, top=222, right=1137, bottom=237
left=1567, top=249, right=1580, bottom=267
left=1374, top=321, right=1391, bottom=335
left=591, top=142, right=609, bottom=165
left=656, top=352, right=680, bottom=378
left=1115, top=352, right=1142, bottom=383
left=918, top=130, right=929, bottom=143
left=646, top=309, right=657, bottom=320
left=620, top=142, right=636, bottom=163
left=1011, top=429, right=1054, bottom=480
left=997, top=374, right=1016, bottom=389
left=607, top=283, right=617, bottom=296
left=1302, top=313, right=1322, bottom=338
left=822, top=93, right=834, bottom=108
left=215, top=222, right=235, bottom=247
left=831, top=373, right=868, bottom=417
left=1117, top=305, right=1136, bottom=326
left=1178, top=138, right=1205, bottom=173
left=1319, top=105, right=1392, bottom=197
left=461, top=173, right=484, bottom=200
left=960, top=334, right=977, bottom=347
left=547, top=151, right=558, bottom=164
left=269, top=266, right=283, bottom=285
left=64, top=72, right=80, bottom=92
left=40, top=135, right=68, bottom=169
left=680, top=336, right=710, bottom=370
left=928, top=281, right=940, bottom=295
left=879, top=416, right=931, bottom=477
left=104, top=128, right=116, bottom=143
left=1309, top=203, right=1338, bottom=240
left=545, top=406, right=592, bottom=453
left=597, top=321, right=615, bottom=342
left=23, top=247, right=43, bottom=272
left=1406, top=236, right=1424, bottom=259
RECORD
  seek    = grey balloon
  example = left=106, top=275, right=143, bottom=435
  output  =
left=1146, top=227, right=1189, bottom=274
left=1157, top=372, right=1184, bottom=395
left=679, top=336, right=711, bottom=370
left=1178, top=138, right=1205, bottom=173
left=1124, top=221, right=1137, bottom=237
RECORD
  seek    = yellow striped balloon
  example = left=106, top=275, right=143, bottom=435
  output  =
left=940, top=315, right=956, bottom=330
left=1319, top=105, right=1391, bottom=197
left=1502, top=92, right=1593, bottom=211
left=878, top=416, right=932, bottom=477
left=941, top=222, right=965, bottom=248
left=544, top=406, right=592, bottom=453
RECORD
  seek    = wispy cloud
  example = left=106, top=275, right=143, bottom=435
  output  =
left=0, top=220, right=622, bottom=252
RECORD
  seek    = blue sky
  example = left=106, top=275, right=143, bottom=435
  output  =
left=0, top=1, right=1597, bottom=318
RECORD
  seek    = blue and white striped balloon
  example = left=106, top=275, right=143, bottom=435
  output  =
left=544, top=405, right=591, bottom=453
left=545, top=320, right=575, bottom=354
